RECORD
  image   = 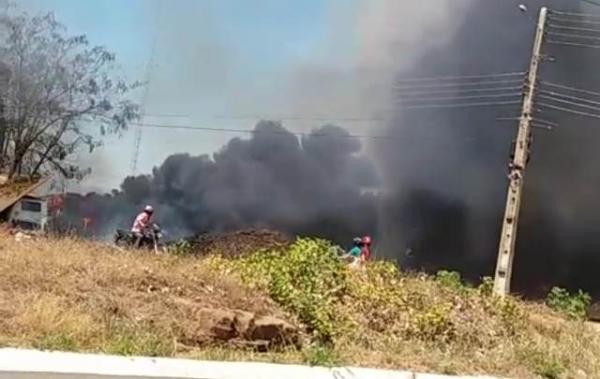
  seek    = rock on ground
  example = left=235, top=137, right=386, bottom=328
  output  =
left=195, top=307, right=299, bottom=350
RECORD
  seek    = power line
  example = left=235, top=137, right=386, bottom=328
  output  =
left=547, top=30, right=600, bottom=41
left=548, top=16, right=600, bottom=25
left=395, top=79, right=523, bottom=90
left=581, top=0, right=600, bottom=7
left=399, top=100, right=521, bottom=110
left=213, top=115, right=387, bottom=122
left=541, top=81, right=600, bottom=97
left=398, top=93, right=521, bottom=103
left=531, top=123, right=555, bottom=131
left=537, top=94, right=600, bottom=111
left=547, top=40, right=600, bottom=48
left=127, top=121, right=505, bottom=149
left=550, top=10, right=600, bottom=18
left=495, top=117, right=557, bottom=130
left=538, top=102, right=600, bottom=119
left=395, top=71, right=525, bottom=83
left=129, top=122, right=394, bottom=140
left=394, top=85, right=523, bottom=96
left=538, top=89, right=600, bottom=107
left=547, top=23, right=600, bottom=34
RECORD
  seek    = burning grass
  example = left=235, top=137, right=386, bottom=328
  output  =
left=0, top=231, right=599, bottom=378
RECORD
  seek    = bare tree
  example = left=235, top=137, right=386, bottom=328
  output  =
left=0, top=11, right=140, bottom=181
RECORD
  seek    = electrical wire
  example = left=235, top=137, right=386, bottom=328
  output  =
left=538, top=89, right=600, bottom=107
left=130, top=121, right=499, bottom=148
left=400, top=100, right=521, bottom=110
left=532, top=118, right=559, bottom=127
left=548, top=23, right=600, bottom=34
left=394, top=85, right=523, bottom=96
left=541, top=81, right=600, bottom=98
left=581, top=0, right=600, bottom=7
left=395, top=71, right=525, bottom=83
left=550, top=10, right=600, bottom=18
left=496, top=117, right=557, bottom=129
left=547, top=31, right=600, bottom=41
left=538, top=94, right=600, bottom=111
left=213, top=115, right=387, bottom=122
left=548, top=17, right=600, bottom=26
left=398, top=93, right=521, bottom=103
left=531, top=123, right=555, bottom=131
left=129, top=122, right=394, bottom=140
left=395, top=79, right=523, bottom=90
left=538, top=102, right=600, bottom=119
left=547, top=40, right=600, bottom=48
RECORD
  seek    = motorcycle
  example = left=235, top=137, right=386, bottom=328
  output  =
left=114, top=223, right=163, bottom=253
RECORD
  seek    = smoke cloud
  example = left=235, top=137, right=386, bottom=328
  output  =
left=379, top=0, right=600, bottom=297
left=63, top=121, right=379, bottom=244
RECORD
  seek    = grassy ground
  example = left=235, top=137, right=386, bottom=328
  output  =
left=0, top=232, right=598, bottom=379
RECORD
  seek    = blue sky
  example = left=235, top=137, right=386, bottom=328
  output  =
left=18, top=0, right=365, bottom=190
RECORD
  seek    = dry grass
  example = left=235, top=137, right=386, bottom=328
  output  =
left=0, top=232, right=285, bottom=357
left=0, top=232, right=599, bottom=379
left=333, top=270, right=600, bottom=379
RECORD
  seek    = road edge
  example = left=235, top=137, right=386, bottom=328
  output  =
left=0, top=348, right=503, bottom=379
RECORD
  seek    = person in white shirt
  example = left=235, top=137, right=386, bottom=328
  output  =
left=131, top=205, right=154, bottom=248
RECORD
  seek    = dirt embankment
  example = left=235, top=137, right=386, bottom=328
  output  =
left=0, top=231, right=297, bottom=356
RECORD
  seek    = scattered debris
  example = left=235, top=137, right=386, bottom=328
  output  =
left=185, top=229, right=292, bottom=258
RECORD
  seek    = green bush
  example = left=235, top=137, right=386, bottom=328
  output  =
left=168, top=239, right=194, bottom=256
left=229, top=238, right=348, bottom=342
left=478, top=276, right=494, bottom=297
left=546, top=287, right=591, bottom=320
left=408, top=303, right=456, bottom=342
left=303, top=345, right=339, bottom=367
left=435, top=270, right=464, bottom=291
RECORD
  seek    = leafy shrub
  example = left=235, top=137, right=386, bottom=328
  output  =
left=435, top=270, right=464, bottom=291
left=409, top=303, right=456, bottom=342
left=478, top=276, right=494, bottom=297
left=227, top=238, right=348, bottom=342
left=546, top=287, right=591, bottom=320
left=168, top=239, right=193, bottom=256
left=303, top=345, right=339, bottom=366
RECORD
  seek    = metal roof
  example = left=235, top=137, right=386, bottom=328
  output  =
left=0, top=177, right=50, bottom=214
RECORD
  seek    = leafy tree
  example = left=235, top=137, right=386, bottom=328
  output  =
left=0, top=10, right=140, bottom=181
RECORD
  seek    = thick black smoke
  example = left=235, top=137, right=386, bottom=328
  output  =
left=62, top=121, right=379, bottom=244
left=381, top=0, right=600, bottom=297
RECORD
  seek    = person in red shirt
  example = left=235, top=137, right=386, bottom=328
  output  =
left=131, top=205, right=154, bottom=248
left=360, top=235, right=372, bottom=262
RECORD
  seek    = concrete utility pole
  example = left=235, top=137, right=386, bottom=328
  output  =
left=493, top=7, right=548, bottom=297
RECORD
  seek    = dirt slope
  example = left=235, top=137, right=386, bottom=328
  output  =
left=0, top=231, right=599, bottom=378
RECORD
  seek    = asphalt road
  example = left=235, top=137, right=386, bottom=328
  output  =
left=0, top=374, right=192, bottom=379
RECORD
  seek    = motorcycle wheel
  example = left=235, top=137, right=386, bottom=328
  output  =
left=114, top=235, right=129, bottom=248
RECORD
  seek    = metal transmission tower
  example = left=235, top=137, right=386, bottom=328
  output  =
left=493, top=7, right=549, bottom=297
left=131, top=0, right=162, bottom=175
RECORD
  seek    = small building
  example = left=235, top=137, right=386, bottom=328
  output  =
left=0, top=176, right=51, bottom=231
